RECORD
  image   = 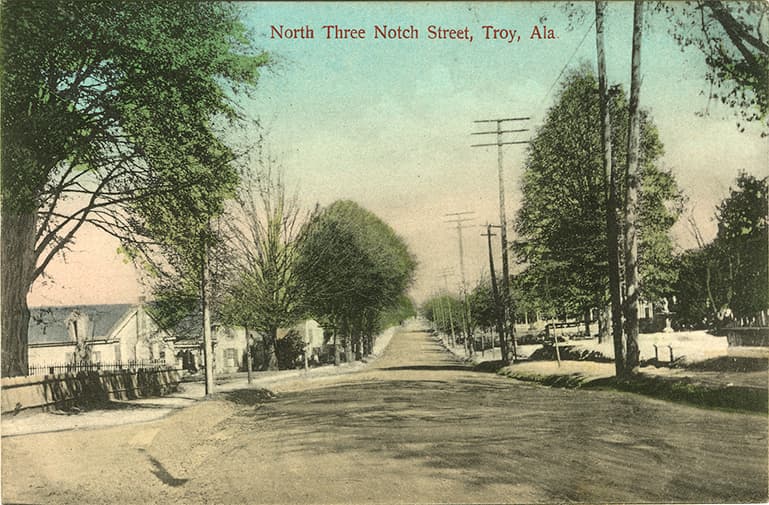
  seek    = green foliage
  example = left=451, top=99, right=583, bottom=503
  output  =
left=0, top=0, right=266, bottom=282
left=467, top=280, right=497, bottom=332
left=715, top=172, right=768, bottom=316
left=514, top=67, right=684, bottom=317
left=378, top=294, right=417, bottom=329
left=658, top=1, right=769, bottom=130
left=421, top=293, right=464, bottom=336
left=1, top=0, right=268, bottom=375
left=218, top=166, right=307, bottom=339
left=673, top=172, right=768, bottom=324
left=295, top=200, right=417, bottom=328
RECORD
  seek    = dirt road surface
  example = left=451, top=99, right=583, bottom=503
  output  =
left=3, top=324, right=767, bottom=504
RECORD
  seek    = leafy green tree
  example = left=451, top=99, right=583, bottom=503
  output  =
left=0, top=1, right=267, bottom=376
left=660, top=1, right=768, bottom=130
left=468, top=280, right=496, bottom=334
left=219, top=164, right=309, bottom=370
left=714, top=172, right=768, bottom=317
left=674, top=173, right=767, bottom=325
left=514, top=67, right=684, bottom=333
left=421, top=293, right=463, bottom=340
left=295, top=200, right=416, bottom=364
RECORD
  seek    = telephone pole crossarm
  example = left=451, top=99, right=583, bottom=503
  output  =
left=470, top=115, right=530, bottom=364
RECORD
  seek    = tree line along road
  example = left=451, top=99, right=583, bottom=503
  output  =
left=2, top=322, right=767, bottom=504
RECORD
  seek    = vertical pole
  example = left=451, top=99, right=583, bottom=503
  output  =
left=484, top=225, right=506, bottom=361
left=456, top=220, right=470, bottom=355
left=304, top=320, right=309, bottom=371
left=624, top=0, right=644, bottom=375
left=497, top=120, right=517, bottom=364
left=245, top=326, right=253, bottom=385
left=201, top=238, right=215, bottom=396
left=595, top=0, right=626, bottom=377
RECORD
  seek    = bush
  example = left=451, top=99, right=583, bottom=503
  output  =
left=276, top=331, right=305, bottom=369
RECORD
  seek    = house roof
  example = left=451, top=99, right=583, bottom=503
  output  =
left=28, top=304, right=134, bottom=345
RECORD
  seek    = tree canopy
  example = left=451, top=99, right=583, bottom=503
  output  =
left=1, top=0, right=268, bottom=376
left=514, top=67, right=684, bottom=321
left=294, top=200, right=416, bottom=358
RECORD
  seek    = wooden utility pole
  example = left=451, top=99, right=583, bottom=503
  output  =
left=445, top=211, right=475, bottom=355
left=472, top=117, right=529, bottom=364
left=624, top=0, right=644, bottom=375
left=440, top=269, right=457, bottom=347
left=201, top=236, right=215, bottom=395
left=245, top=326, right=253, bottom=384
left=595, top=0, right=626, bottom=375
left=482, top=224, right=506, bottom=359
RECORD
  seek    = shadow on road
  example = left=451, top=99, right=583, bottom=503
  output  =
left=377, top=365, right=469, bottom=372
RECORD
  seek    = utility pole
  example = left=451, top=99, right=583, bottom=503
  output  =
left=440, top=269, right=457, bottom=347
left=482, top=224, right=506, bottom=360
left=472, top=117, right=529, bottom=364
left=200, top=234, right=215, bottom=396
left=595, top=0, right=625, bottom=375
left=445, top=211, right=475, bottom=355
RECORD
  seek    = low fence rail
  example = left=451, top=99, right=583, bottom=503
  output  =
left=27, top=359, right=168, bottom=377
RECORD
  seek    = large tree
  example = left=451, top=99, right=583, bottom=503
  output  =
left=1, top=1, right=267, bottom=376
left=514, top=68, right=684, bottom=338
left=713, top=172, right=768, bottom=318
left=674, top=172, right=768, bottom=326
left=219, top=163, right=309, bottom=370
left=295, top=200, right=416, bottom=364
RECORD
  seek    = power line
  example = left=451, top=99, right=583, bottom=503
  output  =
left=539, top=18, right=597, bottom=108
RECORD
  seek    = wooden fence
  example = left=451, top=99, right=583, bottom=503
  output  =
left=1, top=366, right=181, bottom=415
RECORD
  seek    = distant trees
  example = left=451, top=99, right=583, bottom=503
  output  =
left=0, top=1, right=267, bottom=376
left=674, top=172, right=768, bottom=326
left=294, top=200, right=416, bottom=364
left=421, top=293, right=463, bottom=340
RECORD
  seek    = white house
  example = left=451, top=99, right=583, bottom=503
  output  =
left=174, top=318, right=327, bottom=375
left=27, top=302, right=174, bottom=372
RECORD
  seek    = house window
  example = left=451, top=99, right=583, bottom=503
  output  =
left=114, top=345, right=121, bottom=363
left=91, top=351, right=101, bottom=363
left=225, top=348, right=238, bottom=368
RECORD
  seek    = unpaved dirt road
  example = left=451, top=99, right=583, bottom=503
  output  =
left=3, top=325, right=767, bottom=504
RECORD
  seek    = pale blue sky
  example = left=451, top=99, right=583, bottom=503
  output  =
left=30, top=1, right=768, bottom=306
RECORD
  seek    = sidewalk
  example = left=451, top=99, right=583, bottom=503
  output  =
left=1, top=326, right=399, bottom=438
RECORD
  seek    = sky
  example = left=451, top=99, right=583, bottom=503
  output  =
left=28, top=1, right=768, bottom=307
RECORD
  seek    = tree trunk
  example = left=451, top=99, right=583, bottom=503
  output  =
left=345, top=330, right=353, bottom=364
left=583, top=306, right=592, bottom=337
left=266, top=327, right=279, bottom=370
left=595, top=0, right=626, bottom=377
left=623, top=0, right=644, bottom=375
left=333, top=330, right=340, bottom=366
left=1, top=211, right=37, bottom=377
left=245, top=326, right=253, bottom=384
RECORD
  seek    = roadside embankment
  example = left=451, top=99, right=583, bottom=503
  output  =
left=434, top=333, right=767, bottom=413
left=499, top=360, right=768, bottom=414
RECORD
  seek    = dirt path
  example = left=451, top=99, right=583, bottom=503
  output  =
left=3, top=325, right=767, bottom=504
